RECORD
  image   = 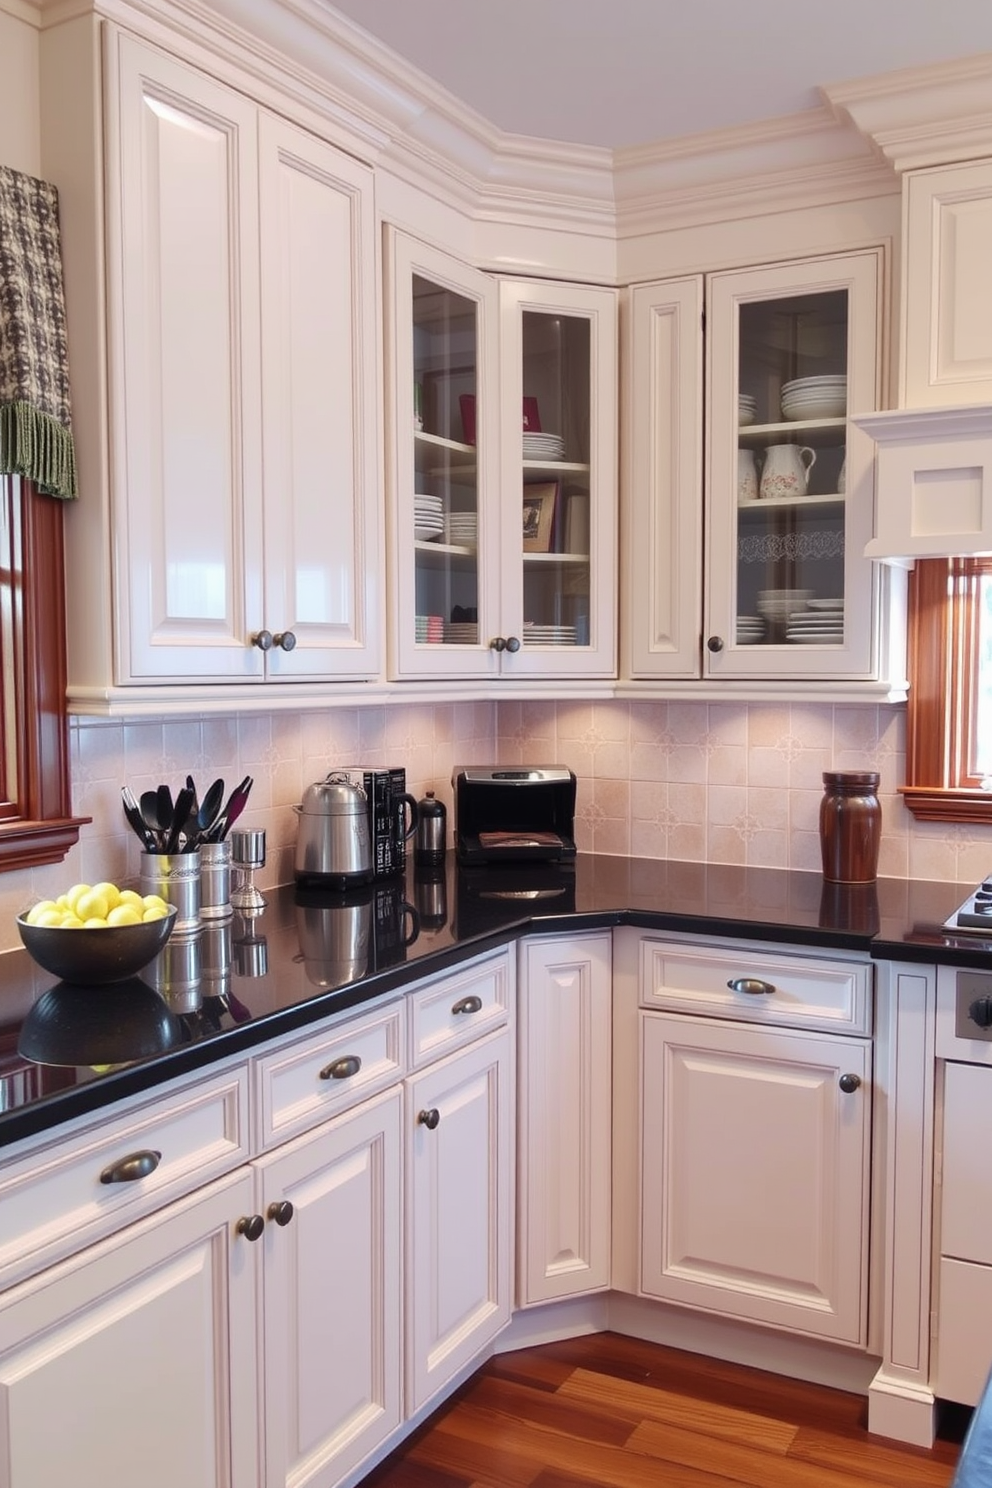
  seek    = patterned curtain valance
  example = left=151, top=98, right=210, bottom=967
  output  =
left=0, top=166, right=76, bottom=500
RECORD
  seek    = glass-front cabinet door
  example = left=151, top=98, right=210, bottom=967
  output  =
left=385, top=231, right=617, bottom=679
left=705, top=250, right=883, bottom=679
left=385, top=231, right=499, bottom=679
left=498, top=279, right=618, bottom=678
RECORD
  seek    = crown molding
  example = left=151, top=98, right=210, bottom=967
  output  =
left=614, top=106, right=896, bottom=236
left=825, top=52, right=992, bottom=171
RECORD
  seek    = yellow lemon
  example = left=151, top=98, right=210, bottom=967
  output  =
left=119, top=889, right=144, bottom=910
left=36, top=908, right=65, bottom=927
left=59, top=914, right=85, bottom=928
left=55, top=894, right=71, bottom=911
left=142, top=893, right=169, bottom=913
left=142, top=906, right=168, bottom=922
left=92, top=881, right=123, bottom=911
left=25, top=900, right=59, bottom=925
left=82, top=916, right=109, bottom=928
left=75, top=888, right=110, bottom=923
left=64, top=883, right=93, bottom=912
left=107, top=904, right=141, bottom=926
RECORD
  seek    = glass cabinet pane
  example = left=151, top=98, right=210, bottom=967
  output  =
left=736, top=288, right=848, bottom=650
left=520, top=309, right=592, bottom=650
left=412, top=273, right=480, bottom=649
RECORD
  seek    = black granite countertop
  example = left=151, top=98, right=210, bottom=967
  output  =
left=1, top=854, right=989, bottom=1150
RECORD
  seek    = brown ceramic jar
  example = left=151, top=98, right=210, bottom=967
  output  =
left=819, top=771, right=881, bottom=884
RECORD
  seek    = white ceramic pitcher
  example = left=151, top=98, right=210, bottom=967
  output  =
left=737, top=448, right=758, bottom=502
left=759, top=444, right=816, bottom=500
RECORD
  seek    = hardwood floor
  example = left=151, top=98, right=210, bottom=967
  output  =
left=359, top=1333, right=967, bottom=1488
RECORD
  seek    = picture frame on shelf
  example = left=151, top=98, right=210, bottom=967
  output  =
left=523, top=481, right=560, bottom=552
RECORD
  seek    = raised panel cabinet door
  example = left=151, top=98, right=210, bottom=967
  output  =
left=0, top=1168, right=259, bottom=1488
left=109, top=34, right=265, bottom=681
left=517, top=933, right=613, bottom=1305
left=406, top=1028, right=512, bottom=1413
left=640, top=1012, right=871, bottom=1344
left=903, top=160, right=992, bottom=407
left=622, top=277, right=704, bottom=679
left=254, top=1088, right=402, bottom=1488
left=257, top=114, right=380, bottom=679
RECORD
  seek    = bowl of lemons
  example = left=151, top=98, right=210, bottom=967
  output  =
left=17, top=881, right=178, bottom=985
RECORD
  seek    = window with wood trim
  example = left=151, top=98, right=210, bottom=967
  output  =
left=0, top=474, right=87, bottom=869
left=904, top=556, right=992, bottom=822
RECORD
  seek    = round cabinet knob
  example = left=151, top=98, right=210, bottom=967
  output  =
left=251, top=629, right=274, bottom=652
left=418, top=1107, right=441, bottom=1130
left=838, top=1073, right=862, bottom=1094
left=707, top=635, right=724, bottom=653
left=274, top=631, right=297, bottom=652
left=236, top=1214, right=265, bottom=1242
left=267, top=1200, right=295, bottom=1227
left=490, top=637, right=506, bottom=652
left=969, top=996, right=992, bottom=1029
left=505, top=635, right=521, bottom=654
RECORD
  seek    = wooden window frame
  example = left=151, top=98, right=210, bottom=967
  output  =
left=0, top=474, right=87, bottom=869
left=903, top=555, right=992, bottom=822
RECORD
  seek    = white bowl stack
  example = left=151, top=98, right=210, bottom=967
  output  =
left=738, top=394, right=758, bottom=427
left=781, top=375, right=847, bottom=421
left=756, top=588, right=814, bottom=628
left=414, top=493, right=444, bottom=541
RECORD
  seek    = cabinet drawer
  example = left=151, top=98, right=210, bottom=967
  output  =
left=0, top=1063, right=248, bottom=1290
left=934, top=1257, right=992, bottom=1407
left=408, top=950, right=511, bottom=1069
left=254, top=998, right=406, bottom=1149
left=639, top=937, right=872, bottom=1035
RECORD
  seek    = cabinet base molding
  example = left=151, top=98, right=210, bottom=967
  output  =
left=866, top=1369, right=939, bottom=1448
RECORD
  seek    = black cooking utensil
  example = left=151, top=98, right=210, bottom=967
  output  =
left=121, top=786, right=156, bottom=851
left=166, top=784, right=196, bottom=853
left=139, top=789, right=167, bottom=850
left=194, top=777, right=226, bottom=846
left=210, top=775, right=253, bottom=841
left=156, top=783, right=174, bottom=839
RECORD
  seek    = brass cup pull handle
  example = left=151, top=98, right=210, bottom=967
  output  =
left=839, top=1073, right=862, bottom=1094
left=451, top=994, right=483, bottom=1016
left=236, top=1214, right=265, bottom=1242
left=727, top=977, right=776, bottom=996
left=267, top=1200, right=295, bottom=1227
left=99, top=1149, right=162, bottom=1184
left=319, top=1054, right=362, bottom=1081
left=418, top=1107, right=440, bottom=1130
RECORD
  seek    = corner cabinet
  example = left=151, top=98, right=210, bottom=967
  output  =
left=384, top=231, right=617, bottom=681
left=47, top=26, right=381, bottom=702
left=623, top=249, right=895, bottom=688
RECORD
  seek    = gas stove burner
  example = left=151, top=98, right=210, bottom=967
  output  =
left=945, top=879, right=992, bottom=934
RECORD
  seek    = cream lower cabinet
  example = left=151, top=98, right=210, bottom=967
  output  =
left=253, top=1089, right=403, bottom=1488
left=0, top=1168, right=261, bottom=1488
left=516, top=932, right=613, bottom=1305
left=45, top=23, right=380, bottom=700
left=634, top=935, right=873, bottom=1345
left=405, top=1026, right=513, bottom=1413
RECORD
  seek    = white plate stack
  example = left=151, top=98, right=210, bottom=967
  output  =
left=523, top=431, right=565, bottom=461
left=445, top=512, right=478, bottom=546
left=781, top=375, right=847, bottom=421
left=738, top=394, right=758, bottom=427
left=736, top=615, right=765, bottom=645
left=415, top=614, right=444, bottom=643
left=523, top=623, right=577, bottom=645
left=786, top=598, right=844, bottom=644
left=414, top=493, right=444, bottom=541
left=442, top=621, right=477, bottom=643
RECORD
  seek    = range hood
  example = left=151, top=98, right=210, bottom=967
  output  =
left=854, top=404, right=992, bottom=566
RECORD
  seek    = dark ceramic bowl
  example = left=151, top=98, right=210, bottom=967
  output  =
left=17, top=978, right=184, bottom=1065
left=16, top=907, right=178, bottom=985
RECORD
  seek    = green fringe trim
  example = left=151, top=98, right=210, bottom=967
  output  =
left=0, top=401, right=77, bottom=500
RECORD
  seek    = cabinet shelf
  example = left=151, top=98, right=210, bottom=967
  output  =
left=523, top=551, right=589, bottom=565
left=738, top=493, right=845, bottom=512
left=523, top=460, right=590, bottom=478
left=414, top=540, right=476, bottom=564
left=415, top=431, right=476, bottom=469
left=738, top=417, right=846, bottom=446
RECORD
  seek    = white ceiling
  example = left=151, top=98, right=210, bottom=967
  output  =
left=325, top=0, right=992, bottom=150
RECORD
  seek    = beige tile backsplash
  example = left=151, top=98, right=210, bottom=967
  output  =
left=0, top=696, right=985, bottom=953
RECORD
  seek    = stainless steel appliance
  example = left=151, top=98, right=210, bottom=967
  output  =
left=452, top=766, right=576, bottom=864
left=944, top=879, right=992, bottom=935
left=293, top=772, right=373, bottom=889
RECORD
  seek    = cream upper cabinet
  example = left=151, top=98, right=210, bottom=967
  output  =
left=624, top=250, right=887, bottom=685
left=53, top=28, right=380, bottom=700
left=902, top=159, right=992, bottom=408
left=385, top=231, right=617, bottom=680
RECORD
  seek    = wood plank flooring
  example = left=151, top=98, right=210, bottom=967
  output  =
left=359, top=1333, right=967, bottom=1488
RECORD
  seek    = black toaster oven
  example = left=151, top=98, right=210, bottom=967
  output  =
left=452, top=766, right=576, bottom=864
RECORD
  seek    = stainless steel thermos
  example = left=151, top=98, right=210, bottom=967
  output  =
left=415, top=791, right=447, bottom=868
